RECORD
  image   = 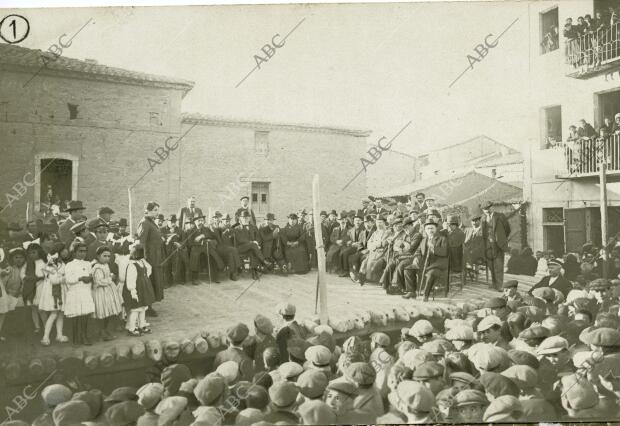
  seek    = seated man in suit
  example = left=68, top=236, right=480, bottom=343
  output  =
left=528, top=258, right=572, bottom=298
left=206, top=213, right=241, bottom=281
left=325, top=212, right=350, bottom=274
left=412, top=218, right=448, bottom=301
left=234, top=211, right=271, bottom=279
left=188, top=215, right=224, bottom=284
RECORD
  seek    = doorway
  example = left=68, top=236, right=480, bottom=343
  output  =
left=251, top=182, right=270, bottom=219
left=35, top=155, right=78, bottom=215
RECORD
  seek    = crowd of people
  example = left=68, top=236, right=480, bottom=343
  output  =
left=562, top=6, right=620, bottom=67
left=14, top=267, right=620, bottom=425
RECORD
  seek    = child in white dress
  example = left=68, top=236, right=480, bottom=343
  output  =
left=38, top=243, right=70, bottom=346
left=64, top=241, right=95, bottom=346
left=92, top=246, right=123, bottom=341
left=24, top=242, right=47, bottom=335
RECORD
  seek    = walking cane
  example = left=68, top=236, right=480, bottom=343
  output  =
left=418, top=245, right=430, bottom=298
left=206, top=240, right=212, bottom=286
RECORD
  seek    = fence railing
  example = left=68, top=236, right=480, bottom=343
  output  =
left=565, top=21, right=620, bottom=75
left=559, top=134, right=620, bottom=176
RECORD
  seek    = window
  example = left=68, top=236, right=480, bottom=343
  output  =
left=491, top=168, right=497, bottom=178
left=251, top=182, right=270, bottom=216
left=541, top=105, right=562, bottom=148
left=540, top=7, right=559, bottom=54
left=252, top=193, right=258, bottom=202
left=149, top=112, right=161, bottom=126
left=543, top=207, right=565, bottom=255
left=543, top=207, right=564, bottom=224
left=67, top=103, right=79, bottom=120
left=255, top=131, right=269, bottom=154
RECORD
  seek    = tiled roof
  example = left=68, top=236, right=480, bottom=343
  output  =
left=0, top=43, right=194, bottom=93
left=182, top=112, right=372, bottom=137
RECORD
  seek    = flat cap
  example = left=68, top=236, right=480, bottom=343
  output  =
left=507, top=349, right=540, bottom=370
left=326, top=381, right=358, bottom=398
left=297, top=400, right=337, bottom=425
left=484, top=297, right=507, bottom=309
left=269, top=381, right=299, bottom=408
left=390, top=381, right=434, bottom=413
left=445, top=325, right=474, bottom=341
left=305, top=345, right=331, bottom=367
left=580, top=327, right=620, bottom=347
left=480, top=372, right=520, bottom=398
left=468, top=343, right=509, bottom=372
left=401, top=348, right=434, bottom=370
left=547, top=258, right=564, bottom=267
left=215, top=360, right=240, bottom=385
left=483, top=395, right=523, bottom=422
left=106, top=401, right=145, bottom=426
left=421, top=339, right=455, bottom=355
left=87, top=218, right=107, bottom=231
left=537, top=336, right=569, bottom=355
left=161, top=364, right=192, bottom=395
left=42, top=384, right=73, bottom=408
left=477, top=315, right=503, bottom=332
left=345, top=362, right=376, bottom=386
left=70, top=221, right=87, bottom=234
left=277, top=361, right=303, bottom=380
left=193, top=376, right=226, bottom=406
left=72, top=390, right=103, bottom=420
left=449, top=372, right=478, bottom=386
left=53, top=400, right=91, bottom=426
left=408, top=319, right=434, bottom=337
left=254, top=314, right=274, bottom=335
left=501, top=365, right=538, bottom=389
left=287, top=337, right=310, bottom=361
left=454, top=389, right=489, bottom=407
left=561, top=374, right=599, bottom=410
left=502, top=280, right=518, bottom=289
left=370, top=332, right=391, bottom=347
left=277, top=302, right=296, bottom=316
left=589, top=278, right=612, bottom=291
left=412, top=361, right=444, bottom=380
left=518, top=325, right=550, bottom=340
left=532, top=287, right=556, bottom=302
left=136, top=383, right=164, bottom=410
left=227, top=322, right=249, bottom=344
left=104, top=387, right=138, bottom=403
left=296, top=370, right=328, bottom=399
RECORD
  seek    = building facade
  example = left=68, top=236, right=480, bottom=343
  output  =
left=525, top=0, right=620, bottom=255
left=0, top=44, right=369, bottom=228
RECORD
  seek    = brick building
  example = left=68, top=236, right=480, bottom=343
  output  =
left=0, top=44, right=369, bottom=227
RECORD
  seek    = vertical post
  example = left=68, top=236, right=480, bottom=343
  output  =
left=128, top=188, right=134, bottom=236
left=599, top=139, right=608, bottom=279
left=312, top=175, right=328, bottom=325
left=26, top=201, right=30, bottom=223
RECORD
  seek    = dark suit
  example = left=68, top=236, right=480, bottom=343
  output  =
left=482, top=212, right=511, bottom=290
left=528, top=275, right=572, bottom=298
left=213, top=347, right=254, bottom=381
left=188, top=226, right=224, bottom=278
left=275, top=321, right=307, bottom=362
left=339, top=226, right=367, bottom=273
left=326, top=226, right=350, bottom=272
left=413, top=233, right=448, bottom=298
left=58, top=217, right=78, bottom=246
left=235, top=208, right=257, bottom=226
left=206, top=225, right=241, bottom=272
left=234, top=224, right=265, bottom=267
left=176, top=207, right=204, bottom=229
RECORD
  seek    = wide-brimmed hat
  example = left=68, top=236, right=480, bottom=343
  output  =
left=424, top=218, right=438, bottom=227
left=65, top=200, right=86, bottom=212
left=118, top=218, right=128, bottom=227
left=192, top=214, right=206, bottom=222
left=239, top=211, right=251, bottom=218
left=266, top=213, right=276, bottom=220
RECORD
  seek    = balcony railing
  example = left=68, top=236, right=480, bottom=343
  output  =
left=565, top=21, right=620, bottom=77
left=556, top=134, right=620, bottom=177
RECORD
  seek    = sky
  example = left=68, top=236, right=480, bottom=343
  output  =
left=10, top=1, right=531, bottom=154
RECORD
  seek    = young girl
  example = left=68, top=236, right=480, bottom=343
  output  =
left=123, top=244, right=155, bottom=336
left=92, top=246, right=123, bottom=341
left=23, top=242, right=48, bottom=334
left=0, top=248, right=27, bottom=341
left=64, top=241, right=95, bottom=345
left=38, top=242, right=70, bottom=346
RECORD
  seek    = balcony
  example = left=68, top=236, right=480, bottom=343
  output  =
left=554, top=134, right=620, bottom=180
left=565, top=22, right=620, bottom=78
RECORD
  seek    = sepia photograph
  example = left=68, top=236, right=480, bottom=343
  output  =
left=1, top=0, right=620, bottom=424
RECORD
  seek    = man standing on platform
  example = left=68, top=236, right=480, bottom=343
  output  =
left=235, top=196, right=257, bottom=226
left=177, top=196, right=203, bottom=228
left=481, top=201, right=511, bottom=291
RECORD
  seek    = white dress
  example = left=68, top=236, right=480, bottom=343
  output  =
left=29, top=259, right=46, bottom=307
left=63, top=259, right=95, bottom=318
left=38, top=263, right=67, bottom=312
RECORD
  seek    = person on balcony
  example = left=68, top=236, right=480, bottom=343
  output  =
left=563, top=18, right=578, bottom=40
left=566, top=125, right=579, bottom=142
left=612, top=113, right=620, bottom=135
left=577, top=119, right=596, bottom=139
left=600, top=117, right=614, bottom=135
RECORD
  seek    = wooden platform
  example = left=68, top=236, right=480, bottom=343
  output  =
left=0, top=270, right=537, bottom=365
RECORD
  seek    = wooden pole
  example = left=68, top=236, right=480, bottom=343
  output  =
left=128, top=188, right=134, bottom=236
left=599, top=142, right=609, bottom=279
left=312, top=175, right=328, bottom=325
left=26, top=201, right=30, bottom=223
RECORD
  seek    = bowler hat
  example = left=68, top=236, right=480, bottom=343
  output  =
left=448, top=214, right=460, bottom=225
left=169, top=214, right=177, bottom=223
left=354, top=210, right=364, bottom=219
left=337, top=211, right=348, bottom=220
left=424, top=218, right=438, bottom=227
left=98, top=206, right=114, bottom=215
left=329, top=209, right=337, bottom=216
left=65, top=200, right=86, bottom=212
left=118, top=218, right=128, bottom=227
left=319, top=210, right=327, bottom=217
left=266, top=213, right=275, bottom=220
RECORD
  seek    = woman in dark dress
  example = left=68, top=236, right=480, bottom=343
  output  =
left=518, top=247, right=538, bottom=276
left=137, top=202, right=165, bottom=316
left=280, top=213, right=308, bottom=274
